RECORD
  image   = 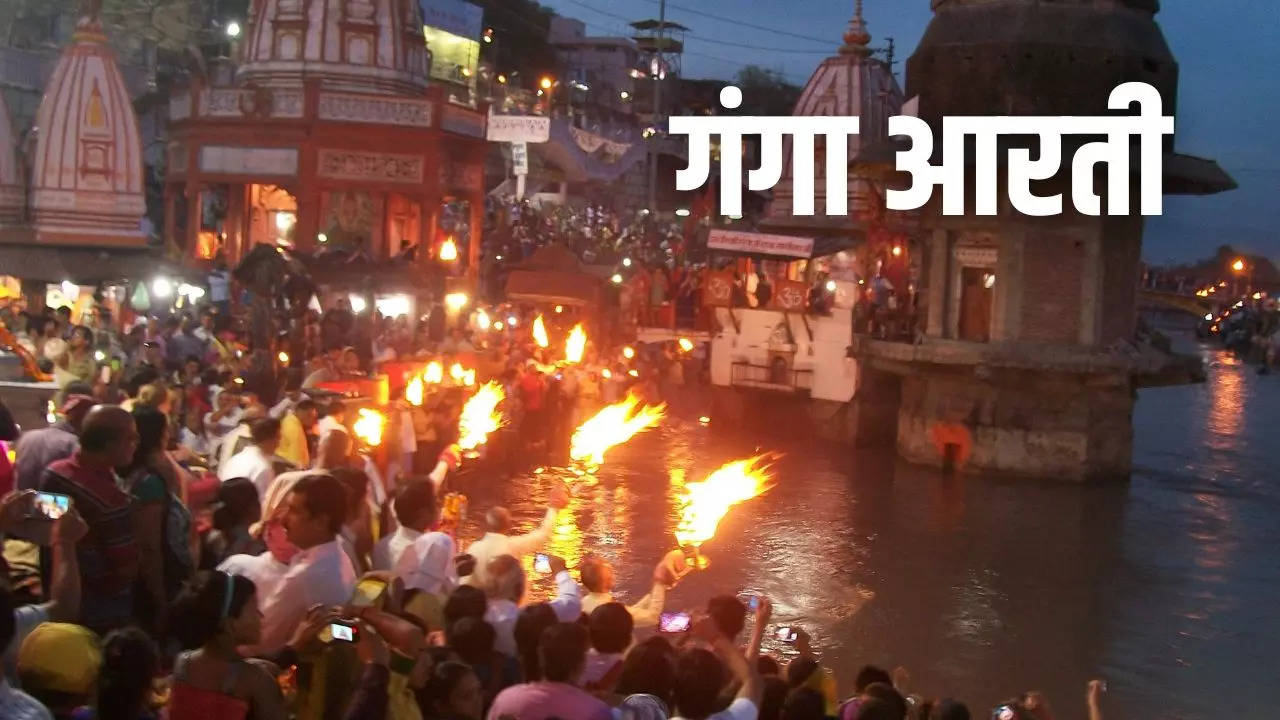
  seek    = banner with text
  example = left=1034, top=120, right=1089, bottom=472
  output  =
left=487, top=115, right=551, bottom=143
left=708, top=229, right=814, bottom=258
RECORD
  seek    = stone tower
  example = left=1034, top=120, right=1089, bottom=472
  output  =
left=852, top=0, right=1234, bottom=480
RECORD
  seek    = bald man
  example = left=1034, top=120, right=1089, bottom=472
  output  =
left=38, top=405, right=142, bottom=634
left=463, top=484, right=569, bottom=588
left=483, top=552, right=581, bottom=656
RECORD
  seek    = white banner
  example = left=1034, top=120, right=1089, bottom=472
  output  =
left=511, top=142, right=528, bottom=175
left=486, top=115, right=550, bottom=143
left=708, top=229, right=814, bottom=258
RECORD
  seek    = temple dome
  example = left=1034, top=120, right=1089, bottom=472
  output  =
left=764, top=1, right=903, bottom=225
left=29, top=11, right=145, bottom=244
left=239, top=0, right=430, bottom=96
left=0, top=91, right=22, bottom=224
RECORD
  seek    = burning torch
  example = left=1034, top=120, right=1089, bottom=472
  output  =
left=673, top=455, right=774, bottom=569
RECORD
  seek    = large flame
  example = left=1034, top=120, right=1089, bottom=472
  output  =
left=674, top=455, right=773, bottom=548
left=353, top=408, right=386, bottom=447
left=439, top=237, right=459, bottom=262
left=569, top=393, right=666, bottom=466
left=424, top=361, right=444, bottom=384
left=533, top=314, right=549, bottom=348
left=458, top=381, right=506, bottom=451
left=565, top=324, right=586, bottom=364
left=406, top=375, right=425, bottom=406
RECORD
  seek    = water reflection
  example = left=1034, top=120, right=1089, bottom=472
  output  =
left=453, top=322, right=1280, bottom=718
left=1206, top=355, right=1244, bottom=441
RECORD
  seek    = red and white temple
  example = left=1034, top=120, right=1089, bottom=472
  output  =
left=0, top=8, right=147, bottom=250
left=164, top=0, right=489, bottom=274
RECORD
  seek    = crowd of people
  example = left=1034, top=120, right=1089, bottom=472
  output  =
left=1198, top=294, right=1280, bottom=372
left=482, top=198, right=848, bottom=331
left=0, top=277, right=1106, bottom=720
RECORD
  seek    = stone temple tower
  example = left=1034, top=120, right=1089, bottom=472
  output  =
left=851, top=0, right=1234, bottom=481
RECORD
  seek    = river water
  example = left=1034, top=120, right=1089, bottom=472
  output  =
left=458, top=323, right=1278, bottom=719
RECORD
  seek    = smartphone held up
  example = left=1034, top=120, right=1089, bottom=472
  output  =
left=326, top=621, right=359, bottom=644
left=32, top=492, right=71, bottom=520
left=659, top=612, right=691, bottom=634
left=534, top=553, right=552, bottom=574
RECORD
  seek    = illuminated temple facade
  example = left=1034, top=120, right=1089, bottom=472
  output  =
left=164, top=0, right=488, bottom=271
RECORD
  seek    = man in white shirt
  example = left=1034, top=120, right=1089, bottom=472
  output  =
left=579, top=549, right=692, bottom=628
left=268, top=374, right=306, bottom=419
left=203, top=390, right=242, bottom=450
left=483, top=553, right=580, bottom=657
left=192, top=310, right=217, bottom=344
left=219, top=417, right=282, bottom=500
left=393, top=527, right=457, bottom=597
left=315, top=399, right=349, bottom=444
left=372, top=481, right=436, bottom=572
left=464, top=485, right=568, bottom=588
left=252, top=473, right=357, bottom=655
left=217, top=549, right=290, bottom=608
left=214, top=403, right=268, bottom=471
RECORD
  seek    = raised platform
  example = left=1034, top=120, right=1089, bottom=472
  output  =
left=847, top=336, right=1193, bottom=482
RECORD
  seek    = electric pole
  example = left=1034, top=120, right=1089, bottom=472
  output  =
left=646, top=0, right=666, bottom=213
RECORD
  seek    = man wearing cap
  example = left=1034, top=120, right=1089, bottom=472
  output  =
left=38, top=406, right=141, bottom=635
left=12, top=390, right=95, bottom=492
left=15, top=622, right=101, bottom=719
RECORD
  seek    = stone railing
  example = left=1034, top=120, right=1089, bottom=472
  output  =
left=852, top=334, right=1185, bottom=377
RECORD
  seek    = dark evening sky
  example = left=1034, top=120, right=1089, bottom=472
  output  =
left=538, top=0, right=1280, bottom=264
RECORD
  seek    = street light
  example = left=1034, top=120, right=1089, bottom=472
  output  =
left=539, top=76, right=553, bottom=90
left=225, top=21, right=241, bottom=38
left=1232, top=258, right=1250, bottom=296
